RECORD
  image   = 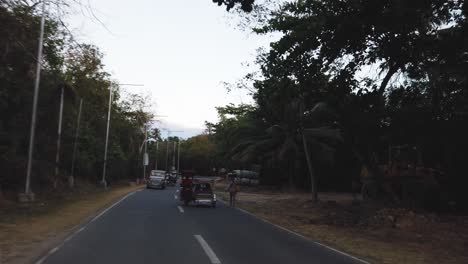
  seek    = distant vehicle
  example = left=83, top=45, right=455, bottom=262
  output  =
left=165, top=170, right=178, bottom=186
left=147, top=170, right=166, bottom=189
left=151, top=170, right=166, bottom=177
left=229, top=170, right=259, bottom=186
left=180, top=176, right=217, bottom=208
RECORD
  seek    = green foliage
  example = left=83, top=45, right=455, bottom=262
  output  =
left=179, top=134, right=217, bottom=175
left=212, top=0, right=255, bottom=12
left=206, top=103, right=265, bottom=160
left=212, top=0, right=468, bottom=208
left=0, top=2, right=154, bottom=192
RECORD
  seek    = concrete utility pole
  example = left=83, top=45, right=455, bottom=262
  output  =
left=101, top=85, right=113, bottom=189
left=70, top=98, right=83, bottom=188
left=53, top=86, right=64, bottom=189
left=165, top=139, right=170, bottom=171
left=302, top=133, right=318, bottom=202
left=101, top=83, right=143, bottom=188
left=163, top=129, right=183, bottom=171
left=172, top=140, right=177, bottom=170
left=22, top=0, right=46, bottom=202
left=155, top=141, right=159, bottom=170
left=143, top=124, right=148, bottom=180
left=177, top=141, right=181, bottom=173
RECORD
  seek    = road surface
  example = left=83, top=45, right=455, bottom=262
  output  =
left=39, top=187, right=367, bottom=264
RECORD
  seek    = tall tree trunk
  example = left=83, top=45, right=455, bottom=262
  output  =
left=378, top=64, right=399, bottom=96
left=302, top=133, right=318, bottom=202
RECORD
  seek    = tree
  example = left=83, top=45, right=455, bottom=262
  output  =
left=179, top=134, right=217, bottom=175
left=229, top=101, right=342, bottom=200
left=0, top=1, right=155, bottom=193
left=212, top=0, right=255, bottom=12
left=213, top=0, right=468, bottom=209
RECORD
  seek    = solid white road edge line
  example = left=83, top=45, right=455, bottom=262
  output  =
left=34, top=245, right=60, bottom=264
left=49, top=247, right=59, bottom=254
left=90, top=190, right=140, bottom=222
left=34, top=189, right=141, bottom=264
left=218, top=199, right=370, bottom=264
left=177, top=206, right=185, bottom=213
left=194, top=235, right=221, bottom=264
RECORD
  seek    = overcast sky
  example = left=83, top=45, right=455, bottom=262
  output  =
left=67, top=0, right=276, bottom=139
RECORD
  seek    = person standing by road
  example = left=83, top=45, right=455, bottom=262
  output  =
left=226, top=177, right=239, bottom=207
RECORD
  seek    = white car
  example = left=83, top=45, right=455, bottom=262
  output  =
left=147, top=170, right=167, bottom=189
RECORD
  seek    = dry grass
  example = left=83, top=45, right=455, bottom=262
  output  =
left=0, top=183, right=143, bottom=264
left=215, top=180, right=468, bottom=264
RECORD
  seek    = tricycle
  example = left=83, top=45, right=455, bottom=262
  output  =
left=179, top=176, right=217, bottom=208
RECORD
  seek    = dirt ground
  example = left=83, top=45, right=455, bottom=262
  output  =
left=215, top=182, right=468, bottom=264
left=0, top=183, right=143, bottom=264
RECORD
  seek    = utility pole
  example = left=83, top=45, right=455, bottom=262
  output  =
left=163, top=129, right=183, bottom=172
left=302, top=133, right=318, bottom=203
left=143, top=124, right=148, bottom=181
left=101, top=85, right=113, bottom=189
left=177, top=141, right=181, bottom=173
left=165, top=137, right=170, bottom=172
left=172, top=139, right=177, bottom=170
left=102, top=83, right=144, bottom=188
left=155, top=141, right=159, bottom=170
left=22, top=0, right=46, bottom=202
left=53, top=86, right=64, bottom=189
left=70, top=98, right=83, bottom=188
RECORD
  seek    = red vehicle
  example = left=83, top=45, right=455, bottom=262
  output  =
left=181, top=169, right=194, bottom=177
left=180, top=176, right=193, bottom=205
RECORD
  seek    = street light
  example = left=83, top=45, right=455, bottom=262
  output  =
left=177, top=140, right=181, bottom=173
left=22, top=0, right=46, bottom=202
left=172, top=140, right=177, bottom=170
left=161, top=129, right=183, bottom=171
left=102, top=83, right=144, bottom=189
left=155, top=141, right=159, bottom=170
left=140, top=116, right=167, bottom=182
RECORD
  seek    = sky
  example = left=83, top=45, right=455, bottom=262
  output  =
left=67, top=0, right=276, bottom=139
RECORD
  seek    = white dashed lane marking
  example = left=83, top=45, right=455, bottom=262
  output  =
left=194, top=235, right=221, bottom=264
left=177, top=206, right=184, bottom=213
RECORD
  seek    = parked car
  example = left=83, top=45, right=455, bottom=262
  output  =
left=147, top=170, right=166, bottom=189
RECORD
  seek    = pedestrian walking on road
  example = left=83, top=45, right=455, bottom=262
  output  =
left=226, top=177, right=239, bottom=207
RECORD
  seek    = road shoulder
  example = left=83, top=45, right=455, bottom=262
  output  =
left=0, top=184, right=143, bottom=264
left=214, top=182, right=468, bottom=264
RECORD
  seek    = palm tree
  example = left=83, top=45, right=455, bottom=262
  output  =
left=230, top=101, right=343, bottom=202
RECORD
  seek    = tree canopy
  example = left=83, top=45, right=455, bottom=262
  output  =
left=205, top=0, right=468, bottom=209
left=212, top=0, right=255, bottom=12
left=0, top=1, right=157, bottom=193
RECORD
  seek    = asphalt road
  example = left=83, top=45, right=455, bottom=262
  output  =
left=39, top=187, right=367, bottom=264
